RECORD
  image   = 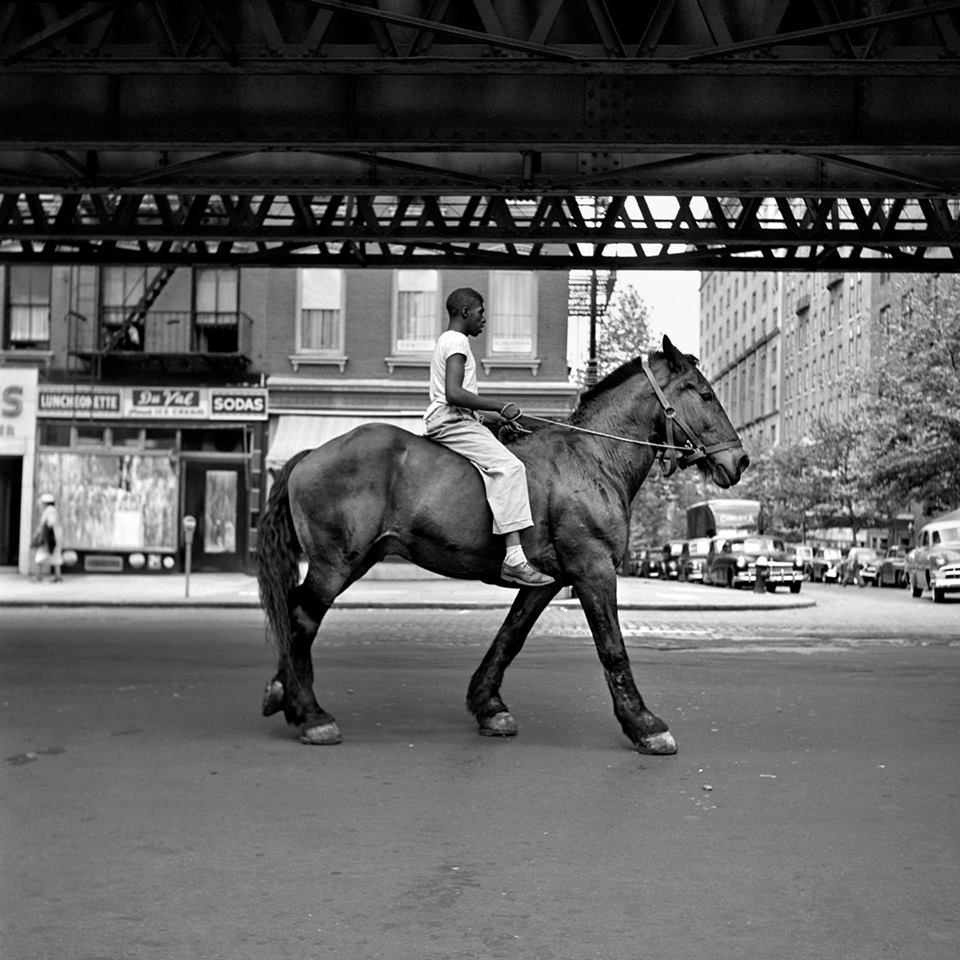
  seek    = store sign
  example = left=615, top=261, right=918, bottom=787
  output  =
left=39, top=388, right=122, bottom=417
left=38, top=385, right=268, bottom=421
left=126, top=387, right=207, bottom=419
left=210, top=389, right=268, bottom=420
left=1, top=367, right=38, bottom=447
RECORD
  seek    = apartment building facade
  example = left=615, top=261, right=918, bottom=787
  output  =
left=0, top=264, right=574, bottom=575
left=699, top=267, right=937, bottom=547
left=698, top=269, right=902, bottom=453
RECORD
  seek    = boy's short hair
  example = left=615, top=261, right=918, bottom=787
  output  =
left=445, top=287, right=483, bottom=317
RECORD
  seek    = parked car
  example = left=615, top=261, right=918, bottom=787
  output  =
left=679, top=538, right=711, bottom=582
left=876, top=545, right=908, bottom=587
left=808, top=546, right=844, bottom=583
left=704, top=535, right=803, bottom=592
left=785, top=543, right=814, bottom=575
left=906, top=509, right=960, bottom=603
left=627, top=546, right=661, bottom=578
left=660, top=540, right=686, bottom=580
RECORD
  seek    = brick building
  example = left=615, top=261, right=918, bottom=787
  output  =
left=0, top=265, right=574, bottom=575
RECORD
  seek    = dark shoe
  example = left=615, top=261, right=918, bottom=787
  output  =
left=501, top=560, right=555, bottom=587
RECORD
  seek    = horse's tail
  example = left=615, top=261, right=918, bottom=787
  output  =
left=257, top=449, right=312, bottom=658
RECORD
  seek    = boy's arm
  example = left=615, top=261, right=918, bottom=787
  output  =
left=444, top=354, right=510, bottom=419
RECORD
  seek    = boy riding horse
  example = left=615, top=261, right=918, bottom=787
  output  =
left=423, top=287, right=554, bottom=587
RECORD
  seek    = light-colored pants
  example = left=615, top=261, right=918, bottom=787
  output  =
left=424, top=411, right=533, bottom=535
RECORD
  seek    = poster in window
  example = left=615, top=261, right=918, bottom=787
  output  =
left=204, top=471, right=237, bottom=554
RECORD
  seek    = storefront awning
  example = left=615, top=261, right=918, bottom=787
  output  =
left=266, top=414, right=423, bottom=471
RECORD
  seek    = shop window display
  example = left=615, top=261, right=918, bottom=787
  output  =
left=35, top=452, right=177, bottom=551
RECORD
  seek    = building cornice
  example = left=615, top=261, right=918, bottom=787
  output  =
left=266, top=376, right=576, bottom=395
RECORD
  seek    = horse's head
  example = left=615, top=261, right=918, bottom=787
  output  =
left=648, top=335, right=749, bottom=488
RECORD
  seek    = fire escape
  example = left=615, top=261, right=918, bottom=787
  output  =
left=67, top=264, right=254, bottom=383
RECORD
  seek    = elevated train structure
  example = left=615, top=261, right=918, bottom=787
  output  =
left=0, top=0, right=958, bottom=271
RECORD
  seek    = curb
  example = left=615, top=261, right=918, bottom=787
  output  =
left=0, top=598, right=816, bottom=612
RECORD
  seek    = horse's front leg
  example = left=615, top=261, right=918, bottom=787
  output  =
left=575, top=569, right=677, bottom=755
left=467, top=583, right=561, bottom=736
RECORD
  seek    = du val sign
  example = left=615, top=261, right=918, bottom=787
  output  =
left=126, top=387, right=207, bottom=418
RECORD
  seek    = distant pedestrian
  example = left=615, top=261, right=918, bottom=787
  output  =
left=842, top=548, right=865, bottom=588
left=32, top=493, right=63, bottom=582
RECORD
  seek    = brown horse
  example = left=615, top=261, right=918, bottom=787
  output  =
left=257, top=335, right=748, bottom=753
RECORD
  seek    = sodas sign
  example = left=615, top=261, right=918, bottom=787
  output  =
left=211, top=390, right=268, bottom=420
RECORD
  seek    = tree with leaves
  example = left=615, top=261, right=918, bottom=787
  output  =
left=807, top=414, right=887, bottom=543
left=589, top=282, right=655, bottom=381
left=865, top=275, right=960, bottom=515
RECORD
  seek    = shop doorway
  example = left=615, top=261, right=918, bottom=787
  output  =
left=0, top=456, right=23, bottom=566
left=181, top=459, right=247, bottom=572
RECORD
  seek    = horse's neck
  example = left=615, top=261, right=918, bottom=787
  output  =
left=576, top=376, right=661, bottom=499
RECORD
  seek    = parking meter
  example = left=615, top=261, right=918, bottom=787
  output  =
left=182, top=515, right=197, bottom=597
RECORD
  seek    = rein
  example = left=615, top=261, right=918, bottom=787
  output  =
left=518, top=358, right=741, bottom=477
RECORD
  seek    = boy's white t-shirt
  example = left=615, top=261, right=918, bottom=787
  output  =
left=425, top=330, right=480, bottom=420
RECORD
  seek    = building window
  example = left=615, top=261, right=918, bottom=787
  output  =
left=488, top=271, right=536, bottom=355
left=298, top=269, right=343, bottom=353
left=102, top=266, right=149, bottom=327
left=195, top=268, right=239, bottom=324
left=394, top=270, right=440, bottom=353
left=5, top=265, right=51, bottom=348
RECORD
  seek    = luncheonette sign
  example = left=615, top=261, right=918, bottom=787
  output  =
left=38, top=386, right=267, bottom=421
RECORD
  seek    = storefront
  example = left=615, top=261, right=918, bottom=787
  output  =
left=36, top=384, right=268, bottom=574
left=0, top=367, right=38, bottom=573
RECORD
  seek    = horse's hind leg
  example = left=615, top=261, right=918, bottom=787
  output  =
left=263, top=568, right=347, bottom=745
left=467, top=584, right=560, bottom=736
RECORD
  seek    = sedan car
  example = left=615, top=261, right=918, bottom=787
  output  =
left=660, top=540, right=686, bottom=580
left=627, top=546, right=661, bottom=578
left=785, top=543, right=814, bottom=574
left=808, top=547, right=844, bottom=583
left=679, top=537, right=711, bottom=582
left=876, top=546, right=908, bottom=587
left=704, top=535, right=804, bottom=593
left=906, top=510, right=960, bottom=603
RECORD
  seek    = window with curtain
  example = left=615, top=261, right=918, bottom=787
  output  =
left=102, top=266, right=149, bottom=326
left=6, top=265, right=52, bottom=347
left=195, top=268, right=239, bottom=325
left=299, top=269, right=343, bottom=352
left=394, top=270, right=439, bottom=352
left=488, top=271, right=536, bottom=354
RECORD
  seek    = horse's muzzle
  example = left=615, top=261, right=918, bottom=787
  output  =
left=710, top=451, right=749, bottom=488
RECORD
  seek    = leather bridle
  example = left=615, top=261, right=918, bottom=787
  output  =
left=641, top=360, right=743, bottom=477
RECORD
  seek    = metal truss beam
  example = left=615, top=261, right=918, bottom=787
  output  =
left=1, top=191, right=957, bottom=271
left=1, top=1, right=958, bottom=269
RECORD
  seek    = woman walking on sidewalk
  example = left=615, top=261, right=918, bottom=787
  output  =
left=32, top=492, right=63, bottom=582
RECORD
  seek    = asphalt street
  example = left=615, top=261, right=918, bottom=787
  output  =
left=2, top=583, right=958, bottom=960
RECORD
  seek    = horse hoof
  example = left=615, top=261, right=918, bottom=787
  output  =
left=478, top=711, right=518, bottom=737
left=261, top=680, right=284, bottom=717
left=300, top=722, right=342, bottom=745
left=637, top=730, right=678, bottom=755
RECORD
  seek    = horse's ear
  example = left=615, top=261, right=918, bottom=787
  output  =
left=662, top=334, right=686, bottom=371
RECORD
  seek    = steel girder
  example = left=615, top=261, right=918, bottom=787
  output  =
left=2, top=192, right=956, bottom=271
left=1, top=0, right=959, bottom=269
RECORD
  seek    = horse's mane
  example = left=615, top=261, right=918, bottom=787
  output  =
left=570, top=349, right=700, bottom=424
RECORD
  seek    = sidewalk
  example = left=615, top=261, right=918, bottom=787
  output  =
left=0, top=564, right=814, bottom=610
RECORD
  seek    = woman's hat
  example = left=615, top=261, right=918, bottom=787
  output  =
left=39, top=493, right=55, bottom=504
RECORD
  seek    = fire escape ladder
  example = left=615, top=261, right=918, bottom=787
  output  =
left=106, top=265, right=179, bottom=352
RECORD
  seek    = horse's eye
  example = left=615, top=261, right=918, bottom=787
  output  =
left=700, top=391, right=714, bottom=402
